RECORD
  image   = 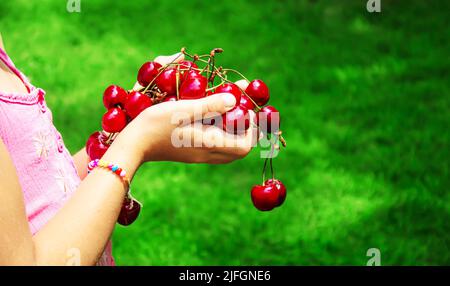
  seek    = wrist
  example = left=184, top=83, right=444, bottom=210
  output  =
left=102, top=128, right=144, bottom=178
left=122, top=113, right=162, bottom=163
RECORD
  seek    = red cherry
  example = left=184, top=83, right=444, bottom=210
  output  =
left=214, top=83, right=242, bottom=106
left=124, top=91, right=153, bottom=119
left=251, top=184, right=279, bottom=211
left=155, top=68, right=177, bottom=95
left=86, top=132, right=109, bottom=160
left=103, top=85, right=128, bottom=109
left=85, top=131, right=100, bottom=152
left=265, top=179, right=287, bottom=207
left=245, top=79, right=270, bottom=106
left=181, top=69, right=202, bottom=84
left=179, top=60, right=198, bottom=71
left=222, top=106, right=250, bottom=134
left=117, top=197, right=142, bottom=226
left=137, top=61, right=162, bottom=87
left=257, top=105, right=280, bottom=134
left=186, top=70, right=202, bottom=78
left=97, top=131, right=110, bottom=145
left=179, top=75, right=208, bottom=100
left=102, top=107, right=127, bottom=133
left=163, top=95, right=177, bottom=102
left=88, top=141, right=108, bottom=160
left=240, top=95, right=256, bottom=110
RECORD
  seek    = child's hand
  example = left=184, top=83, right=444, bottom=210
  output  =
left=115, top=53, right=258, bottom=165
left=118, top=92, right=257, bottom=164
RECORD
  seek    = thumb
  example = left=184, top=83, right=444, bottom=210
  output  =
left=234, top=79, right=249, bottom=90
left=201, top=93, right=237, bottom=117
left=168, top=93, right=236, bottom=122
left=154, top=52, right=185, bottom=66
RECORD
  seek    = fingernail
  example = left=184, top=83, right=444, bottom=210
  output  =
left=223, top=94, right=236, bottom=109
left=172, top=52, right=182, bottom=60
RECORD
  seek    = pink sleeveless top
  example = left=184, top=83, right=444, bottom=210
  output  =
left=0, top=48, right=114, bottom=266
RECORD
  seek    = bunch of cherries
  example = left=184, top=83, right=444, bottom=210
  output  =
left=86, top=48, right=287, bottom=225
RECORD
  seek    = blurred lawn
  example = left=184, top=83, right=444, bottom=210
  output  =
left=0, top=0, right=448, bottom=265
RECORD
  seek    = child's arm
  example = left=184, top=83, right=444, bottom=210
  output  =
left=72, top=147, right=90, bottom=179
left=0, top=91, right=255, bottom=265
left=70, top=53, right=199, bottom=180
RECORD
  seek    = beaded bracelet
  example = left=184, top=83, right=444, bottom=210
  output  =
left=87, top=159, right=142, bottom=226
left=87, top=159, right=130, bottom=188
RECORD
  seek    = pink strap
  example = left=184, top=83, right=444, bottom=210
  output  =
left=0, top=47, right=32, bottom=92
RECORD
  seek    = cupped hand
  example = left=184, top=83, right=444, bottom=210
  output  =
left=118, top=53, right=258, bottom=165
left=120, top=92, right=257, bottom=164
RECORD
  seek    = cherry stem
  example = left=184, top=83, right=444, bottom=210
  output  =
left=105, top=132, right=116, bottom=145
left=182, top=47, right=216, bottom=61
left=182, top=48, right=213, bottom=77
left=214, top=72, right=262, bottom=111
left=268, top=137, right=276, bottom=180
left=208, top=50, right=217, bottom=84
left=270, top=157, right=275, bottom=180
left=274, top=130, right=287, bottom=147
left=189, top=61, right=259, bottom=108
left=142, top=53, right=183, bottom=94
left=176, top=67, right=180, bottom=100
left=208, top=70, right=217, bottom=85
left=280, top=135, right=287, bottom=147
left=262, top=134, right=279, bottom=184
left=181, top=49, right=259, bottom=107
left=183, top=48, right=285, bottom=146
left=262, top=156, right=269, bottom=185
left=182, top=48, right=287, bottom=155
left=194, top=57, right=210, bottom=65
left=180, top=47, right=192, bottom=58
left=200, top=56, right=212, bottom=75
left=222, top=68, right=250, bottom=82
left=206, top=79, right=226, bottom=92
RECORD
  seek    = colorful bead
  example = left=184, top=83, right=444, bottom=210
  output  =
left=87, top=159, right=130, bottom=187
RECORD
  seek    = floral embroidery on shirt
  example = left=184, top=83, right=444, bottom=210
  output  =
left=55, top=164, right=71, bottom=195
left=33, top=131, right=53, bottom=159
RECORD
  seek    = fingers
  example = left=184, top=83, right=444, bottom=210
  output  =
left=218, top=111, right=258, bottom=158
left=165, top=93, right=236, bottom=123
left=202, top=93, right=236, bottom=117
left=154, top=52, right=185, bottom=66
left=170, top=113, right=257, bottom=163
left=132, top=81, right=143, bottom=91
left=235, top=79, right=249, bottom=90
left=207, top=128, right=254, bottom=159
left=175, top=122, right=254, bottom=152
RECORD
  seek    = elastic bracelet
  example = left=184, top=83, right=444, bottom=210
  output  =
left=87, top=159, right=130, bottom=188
left=87, top=159, right=142, bottom=226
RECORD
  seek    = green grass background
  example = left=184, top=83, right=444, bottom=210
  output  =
left=0, top=0, right=448, bottom=265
